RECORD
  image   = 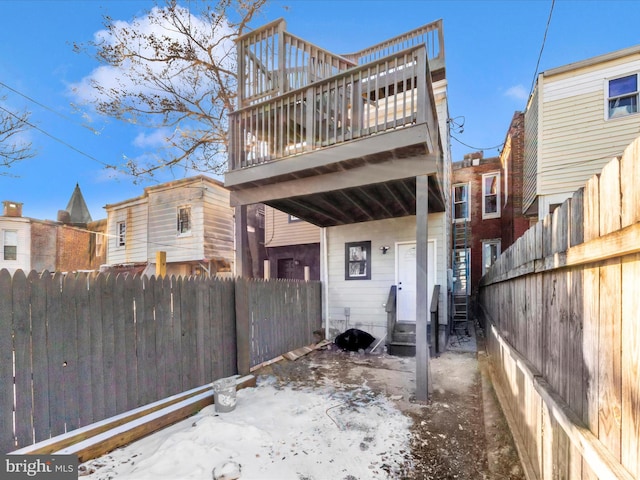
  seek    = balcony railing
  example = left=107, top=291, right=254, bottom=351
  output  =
left=341, top=20, right=444, bottom=73
left=236, top=18, right=356, bottom=108
left=228, top=45, right=437, bottom=171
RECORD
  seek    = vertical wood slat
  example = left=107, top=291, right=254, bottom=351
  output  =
left=123, top=274, right=138, bottom=411
left=100, top=274, right=120, bottom=417
left=62, top=274, right=80, bottom=431
left=89, top=274, right=105, bottom=423
left=47, top=273, right=65, bottom=438
left=13, top=270, right=32, bottom=447
left=141, top=276, right=157, bottom=405
left=112, top=274, right=128, bottom=414
left=599, top=157, right=621, bottom=236
left=622, top=253, right=640, bottom=476
left=154, top=276, right=169, bottom=400
left=167, top=276, right=182, bottom=396
left=598, top=269, right=622, bottom=460
left=30, top=271, right=50, bottom=443
left=76, top=273, right=93, bottom=426
left=0, top=269, right=14, bottom=452
left=620, top=138, right=640, bottom=227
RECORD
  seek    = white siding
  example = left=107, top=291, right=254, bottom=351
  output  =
left=0, top=218, right=30, bottom=273
left=105, top=176, right=235, bottom=274
left=534, top=55, right=640, bottom=216
left=106, top=199, right=148, bottom=265
left=264, top=206, right=320, bottom=247
left=202, top=186, right=234, bottom=265
left=523, top=85, right=539, bottom=214
left=324, top=213, right=447, bottom=341
left=147, top=188, right=205, bottom=263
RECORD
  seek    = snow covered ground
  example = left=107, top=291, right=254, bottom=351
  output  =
left=79, top=374, right=413, bottom=480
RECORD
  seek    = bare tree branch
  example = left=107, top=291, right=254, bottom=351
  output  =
left=0, top=100, right=35, bottom=173
left=72, top=0, right=269, bottom=179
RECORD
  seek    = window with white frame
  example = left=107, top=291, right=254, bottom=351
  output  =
left=482, top=239, right=501, bottom=275
left=117, top=221, right=126, bottom=247
left=177, top=206, right=191, bottom=235
left=3, top=230, right=17, bottom=261
left=482, top=172, right=500, bottom=219
left=453, top=183, right=469, bottom=221
left=608, top=74, right=638, bottom=119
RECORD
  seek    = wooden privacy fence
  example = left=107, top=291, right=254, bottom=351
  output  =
left=0, top=271, right=321, bottom=454
left=478, top=136, right=640, bottom=479
left=235, top=277, right=322, bottom=374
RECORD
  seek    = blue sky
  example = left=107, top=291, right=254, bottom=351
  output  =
left=0, top=0, right=638, bottom=221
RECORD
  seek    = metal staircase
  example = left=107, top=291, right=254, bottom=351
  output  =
left=452, top=221, right=470, bottom=336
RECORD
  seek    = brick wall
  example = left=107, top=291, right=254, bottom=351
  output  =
left=57, top=225, right=93, bottom=272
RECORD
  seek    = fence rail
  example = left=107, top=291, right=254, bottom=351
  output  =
left=478, top=136, right=640, bottom=479
left=1, top=271, right=321, bottom=453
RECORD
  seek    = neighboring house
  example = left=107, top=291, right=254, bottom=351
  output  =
left=264, top=206, right=320, bottom=280
left=224, top=16, right=451, bottom=374
left=103, top=175, right=245, bottom=278
left=524, top=44, right=640, bottom=219
left=0, top=185, right=100, bottom=274
left=451, top=113, right=530, bottom=331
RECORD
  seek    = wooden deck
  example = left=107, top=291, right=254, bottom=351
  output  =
left=225, top=18, right=446, bottom=226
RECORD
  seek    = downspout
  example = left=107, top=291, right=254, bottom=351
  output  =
left=322, top=226, right=330, bottom=341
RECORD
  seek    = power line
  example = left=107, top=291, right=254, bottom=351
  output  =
left=451, top=134, right=504, bottom=153
left=529, top=0, right=555, bottom=98
left=0, top=104, right=110, bottom=167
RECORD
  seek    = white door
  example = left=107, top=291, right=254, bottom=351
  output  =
left=397, top=241, right=435, bottom=322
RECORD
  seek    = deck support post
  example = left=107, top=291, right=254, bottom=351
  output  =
left=235, top=205, right=252, bottom=278
left=416, top=174, right=432, bottom=401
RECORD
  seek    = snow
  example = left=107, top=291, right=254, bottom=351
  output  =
left=80, top=374, right=413, bottom=480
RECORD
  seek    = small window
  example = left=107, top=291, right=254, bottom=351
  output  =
left=482, top=173, right=501, bottom=219
left=117, top=221, right=126, bottom=247
left=482, top=240, right=501, bottom=275
left=288, top=214, right=301, bottom=223
left=453, top=183, right=469, bottom=221
left=608, top=74, right=638, bottom=119
left=3, top=230, right=17, bottom=261
left=177, top=206, right=191, bottom=235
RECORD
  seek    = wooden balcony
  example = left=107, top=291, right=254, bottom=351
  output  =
left=225, top=19, right=446, bottom=227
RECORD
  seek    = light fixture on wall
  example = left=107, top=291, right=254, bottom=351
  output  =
left=380, top=246, right=390, bottom=255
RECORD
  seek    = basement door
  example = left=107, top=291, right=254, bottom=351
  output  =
left=396, top=241, right=435, bottom=323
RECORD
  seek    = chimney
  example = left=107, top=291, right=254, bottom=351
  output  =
left=3, top=201, right=23, bottom=217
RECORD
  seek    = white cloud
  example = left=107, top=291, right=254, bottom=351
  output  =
left=504, top=84, right=529, bottom=101
left=133, top=129, right=171, bottom=148
left=69, top=6, right=235, bottom=106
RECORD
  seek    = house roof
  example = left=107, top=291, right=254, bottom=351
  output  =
left=65, top=183, right=93, bottom=225
left=543, top=44, right=640, bottom=78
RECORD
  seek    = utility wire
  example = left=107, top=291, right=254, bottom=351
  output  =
left=528, top=0, right=555, bottom=98
left=0, top=104, right=110, bottom=167
left=451, top=134, right=504, bottom=153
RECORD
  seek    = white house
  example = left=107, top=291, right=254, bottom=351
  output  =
left=524, top=44, right=640, bottom=219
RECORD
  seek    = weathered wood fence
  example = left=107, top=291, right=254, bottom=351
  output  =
left=0, top=271, right=321, bottom=453
left=478, top=136, right=640, bottom=479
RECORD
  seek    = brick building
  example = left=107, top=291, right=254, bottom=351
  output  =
left=451, top=113, right=530, bottom=328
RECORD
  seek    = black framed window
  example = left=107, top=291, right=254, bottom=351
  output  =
left=345, top=241, right=371, bottom=280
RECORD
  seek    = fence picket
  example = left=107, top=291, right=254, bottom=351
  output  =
left=75, top=272, right=93, bottom=425
left=89, top=274, right=105, bottom=422
left=30, top=271, right=50, bottom=443
left=112, top=274, right=128, bottom=413
left=621, top=253, right=640, bottom=476
left=61, top=274, right=80, bottom=431
left=123, top=274, right=138, bottom=411
left=12, top=270, right=32, bottom=448
left=621, top=139, right=640, bottom=227
left=47, top=273, right=65, bottom=437
left=0, top=270, right=14, bottom=452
